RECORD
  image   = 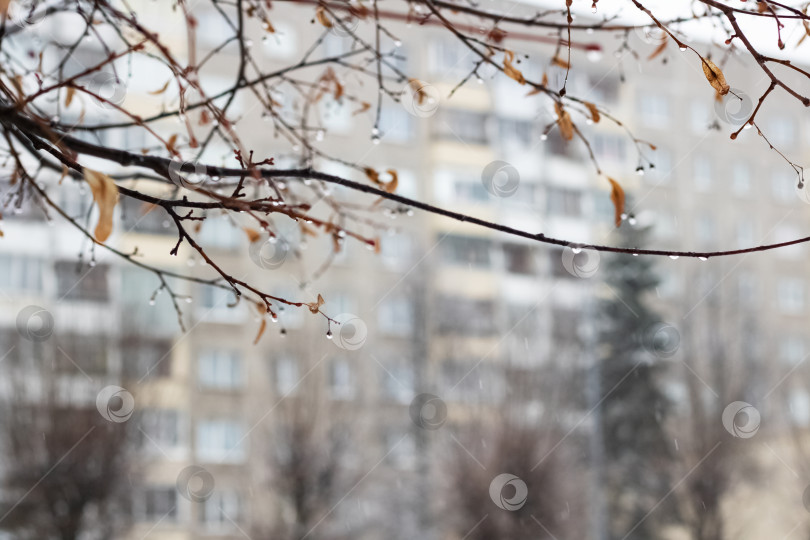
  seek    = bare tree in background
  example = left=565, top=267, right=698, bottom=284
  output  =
left=0, top=350, right=135, bottom=540
left=0, top=0, right=809, bottom=336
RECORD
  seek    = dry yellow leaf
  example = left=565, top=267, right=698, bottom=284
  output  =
left=253, top=318, right=267, bottom=345
left=702, top=59, right=730, bottom=95
left=315, top=6, right=333, bottom=28
left=149, top=79, right=171, bottom=95
left=551, top=56, right=570, bottom=69
left=64, top=86, right=76, bottom=108
left=584, top=101, right=600, bottom=123
left=383, top=169, right=398, bottom=193
left=83, top=169, right=119, bottom=242
left=647, top=37, right=668, bottom=60
left=607, top=177, right=625, bottom=228
left=554, top=102, right=574, bottom=141
left=243, top=227, right=262, bottom=243
left=306, top=293, right=325, bottom=314
left=503, top=50, right=526, bottom=85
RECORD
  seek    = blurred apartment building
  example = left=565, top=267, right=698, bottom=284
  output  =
left=0, top=1, right=809, bottom=539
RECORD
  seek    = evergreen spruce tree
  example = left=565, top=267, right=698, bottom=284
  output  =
left=595, top=221, right=677, bottom=540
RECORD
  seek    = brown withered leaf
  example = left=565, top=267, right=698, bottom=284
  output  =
left=541, top=72, right=549, bottom=87
left=607, top=177, right=625, bottom=228
left=149, top=79, right=171, bottom=95
left=352, top=101, right=371, bottom=116
left=263, top=18, right=275, bottom=33
left=554, top=102, right=574, bottom=141
left=253, top=318, right=267, bottom=345
left=647, top=36, right=668, bottom=60
left=0, top=0, right=9, bottom=16
left=503, top=50, right=526, bottom=85
left=551, top=56, right=570, bottom=69
left=702, top=59, right=730, bottom=95
left=166, top=133, right=179, bottom=154
left=64, top=86, right=76, bottom=108
left=306, top=293, right=325, bottom=314
left=383, top=169, right=398, bottom=193
left=243, top=227, right=262, bottom=243
left=584, top=102, right=600, bottom=123
left=83, top=169, right=119, bottom=242
left=315, top=6, right=333, bottom=28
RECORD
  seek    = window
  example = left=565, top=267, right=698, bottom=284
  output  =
left=546, top=187, right=582, bottom=217
left=771, top=169, right=796, bottom=203
left=378, top=297, right=414, bottom=336
left=56, top=334, right=108, bottom=374
left=196, top=420, right=246, bottom=463
left=55, top=261, right=110, bottom=302
left=434, top=109, right=489, bottom=145
left=120, top=197, right=170, bottom=235
left=551, top=309, right=580, bottom=343
left=503, top=243, right=535, bottom=275
left=0, top=255, right=43, bottom=294
left=690, top=101, right=711, bottom=133
left=646, top=147, right=672, bottom=182
left=436, top=296, right=497, bottom=335
left=638, top=93, right=670, bottom=128
left=453, top=179, right=491, bottom=203
left=201, top=490, right=241, bottom=530
left=592, top=133, right=626, bottom=164
left=778, top=278, right=804, bottom=314
left=329, top=357, right=355, bottom=400
left=382, top=429, right=416, bottom=469
left=736, top=221, right=755, bottom=248
left=498, top=118, right=533, bottom=147
left=380, top=233, right=414, bottom=270
left=428, top=38, right=470, bottom=76
left=198, top=286, right=244, bottom=322
left=141, top=487, right=177, bottom=522
left=441, top=235, right=492, bottom=267
left=732, top=163, right=751, bottom=195
left=695, top=216, right=715, bottom=245
left=780, top=336, right=805, bottom=364
left=378, top=357, right=414, bottom=402
left=768, top=116, right=796, bottom=148
left=378, top=106, right=414, bottom=143
left=198, top=349, right=244, bottom=390
left=693, top=156, right=712, bottom=192
left=275, top=356, right=299, bottom=395
left=789, top=390, right=810, bottom=426
left=122, top=338, right=173, bottom=379
left=139, top=409, right=182, bottom=453
left=199, top=217, right=241, bottom=250
left=738, top=272, right=757, bottom=305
